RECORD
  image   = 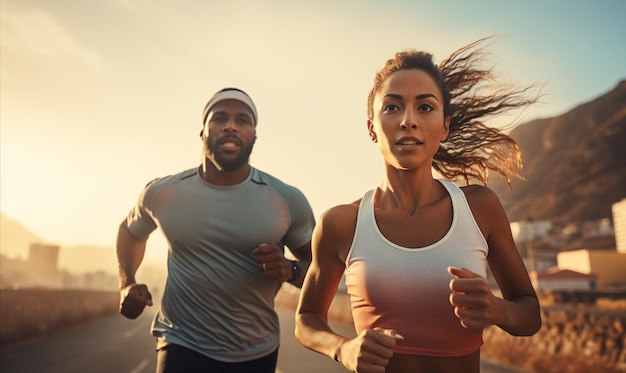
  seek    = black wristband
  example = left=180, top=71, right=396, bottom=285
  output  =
left=289, top=260, right=301, bottom=282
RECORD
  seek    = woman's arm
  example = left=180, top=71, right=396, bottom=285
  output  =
left=295, top=205, right=355, bottom=359
left=456, top=186, right=542, bottom=336
left=295, top=204, right=399, bottom=372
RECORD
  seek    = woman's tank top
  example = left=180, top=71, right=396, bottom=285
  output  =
left=345, top=180, right=488, bottom=356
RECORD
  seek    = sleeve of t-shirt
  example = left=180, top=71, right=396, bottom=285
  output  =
left=283, top=187, right=315, bottom=250
left=125, top=179, right=158, bottom=240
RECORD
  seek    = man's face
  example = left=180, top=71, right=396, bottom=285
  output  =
left=202, top=99, right=256, bottom=172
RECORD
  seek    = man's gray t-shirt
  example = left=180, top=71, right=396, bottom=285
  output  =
left=126, top=166, right=314, bottom=362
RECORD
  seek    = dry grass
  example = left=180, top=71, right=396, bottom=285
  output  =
left=0, top=288, right=119, bottom=345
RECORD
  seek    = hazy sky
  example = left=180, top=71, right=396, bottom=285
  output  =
left=2, top=0, right=625, bottom=262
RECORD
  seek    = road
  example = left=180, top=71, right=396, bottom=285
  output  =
left=0, top=307, right=156, bottom=373
left=0, top=306, right=527, bottom=372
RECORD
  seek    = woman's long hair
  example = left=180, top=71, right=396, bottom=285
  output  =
left=367, top=37, right=540, bottom=186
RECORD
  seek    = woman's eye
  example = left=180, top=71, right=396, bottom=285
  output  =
left=418, top=103, right=434, bottom=112
left=383, top=104, right=399, bottom=113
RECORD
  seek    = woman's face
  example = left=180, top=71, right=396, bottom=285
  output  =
left=368, top=68, right=450, bottom=171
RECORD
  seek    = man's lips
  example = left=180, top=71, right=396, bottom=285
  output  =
left=218, top=135, right=242, bottom=149
left=220, top=142, right=239, bottom=150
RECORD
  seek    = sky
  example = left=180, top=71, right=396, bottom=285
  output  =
left=1, top=0, right=625, bottom=263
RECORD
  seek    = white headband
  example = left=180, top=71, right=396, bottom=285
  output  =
left=202, top=89, right=258, bottom=125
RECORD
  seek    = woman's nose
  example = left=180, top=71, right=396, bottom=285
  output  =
left=400, top=110, right=418, bottom=129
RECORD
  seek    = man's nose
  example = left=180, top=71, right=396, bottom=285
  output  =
left=222, top=119, right=238, bottom=132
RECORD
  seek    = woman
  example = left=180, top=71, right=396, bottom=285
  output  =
left=295, top=38, right=542, bottom=373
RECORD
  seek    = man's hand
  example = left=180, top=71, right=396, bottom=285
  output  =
left=336, top=328, right=402, bottom=373
left=252, top=243, right=293, bottom=282
left=448, top=266, right=501, bottom=329
left=119, top=283, right=153, bottom=320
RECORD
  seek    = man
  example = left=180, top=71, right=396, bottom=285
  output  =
left=117, top=88, right=315, bottom=373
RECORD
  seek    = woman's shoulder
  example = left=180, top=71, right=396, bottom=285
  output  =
left=459, top=183, right=501, bottom=202
left=459, top=183, right=506, bottom=216
left=319, top=199, right=361, bottom=226
left=459, top=183, right=509, bottom=237
left=313, top=200, right=363, bottom=261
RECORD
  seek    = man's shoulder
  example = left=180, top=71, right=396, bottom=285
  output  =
left=144, top=167, right=199, bottom=191
left=250, top=167, right=299, bottom=192
left=250, top=168, right=312, bottom=212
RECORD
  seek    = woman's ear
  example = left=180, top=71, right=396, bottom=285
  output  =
left=367, top=120, right=377, bottom=143
left=441, top=116, right=451, bottom=141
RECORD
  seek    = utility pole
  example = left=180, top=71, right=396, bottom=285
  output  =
left=525, top=221, right=536, bottom=273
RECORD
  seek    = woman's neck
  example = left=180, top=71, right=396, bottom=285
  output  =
left=378, top=168, right=444, bottom=214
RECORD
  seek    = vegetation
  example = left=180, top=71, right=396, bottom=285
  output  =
left=0, top=288, right=118, bottom=345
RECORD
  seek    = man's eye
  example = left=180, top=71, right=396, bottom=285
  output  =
left=210, top=116, right=227, bottom=124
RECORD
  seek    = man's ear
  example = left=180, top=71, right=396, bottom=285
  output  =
left=367, top=120, right=377, bottom=143
left=200, top=123, right=209, bottom=140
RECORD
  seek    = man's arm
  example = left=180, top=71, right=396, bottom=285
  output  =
left=251, top=241, right=311, bottom=288
left=116, top=221, right=153, bottom=319
left=287, top=241, right=312, bottom=288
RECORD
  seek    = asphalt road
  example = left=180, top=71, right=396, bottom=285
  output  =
left=0, top=305, right=527, bottom=373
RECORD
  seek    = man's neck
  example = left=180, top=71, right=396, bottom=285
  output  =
left=200, top=162, right=250, bottom=186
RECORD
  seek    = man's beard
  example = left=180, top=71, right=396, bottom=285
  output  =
left=205, top=135, right=255, bottom=172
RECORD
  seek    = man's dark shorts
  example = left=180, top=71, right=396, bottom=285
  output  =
left=156, top=344, right=278, bottom=373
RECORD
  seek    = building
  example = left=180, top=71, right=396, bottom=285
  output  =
left=510, top=220, right=554, bottom=273
left=28, top=243, right=59, bottom=275
left=531, top=268, right=597, bottom=290
left=510, top=220, right=553, bottom=242
left=557, top=249, right=626, bottom=288
left=613, top=198, right=626, bottom=253
left=0, top=245, right=61, bottom=288
left=26, top=243, right=62, bottom=287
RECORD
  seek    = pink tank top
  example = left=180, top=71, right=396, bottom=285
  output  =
left=345, top=180, right=488, bottom=356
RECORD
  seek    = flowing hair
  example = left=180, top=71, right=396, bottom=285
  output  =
left=367, top=37, right=540, bottom=186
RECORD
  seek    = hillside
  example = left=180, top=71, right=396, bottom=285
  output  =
left=490, top=80, right=626, bottom=224
left=0, top=213, right=117, bottom=274
left=0, top=213, right=42, bottom=259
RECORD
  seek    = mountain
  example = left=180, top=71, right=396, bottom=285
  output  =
left=0, top=213, right=117, bottom=273
left=0, top=213, right=43, bottom=259
left=489, top=80, right=626, bottom=224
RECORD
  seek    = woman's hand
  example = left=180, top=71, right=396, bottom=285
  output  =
left=336, top=328, right=402, bottom=373
left=448, top=266, right=501, bottom=329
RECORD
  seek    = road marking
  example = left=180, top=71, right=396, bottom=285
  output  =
left=129, top=358, right=150, bottom=373
left=123, top=323, right=148, bottom=339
